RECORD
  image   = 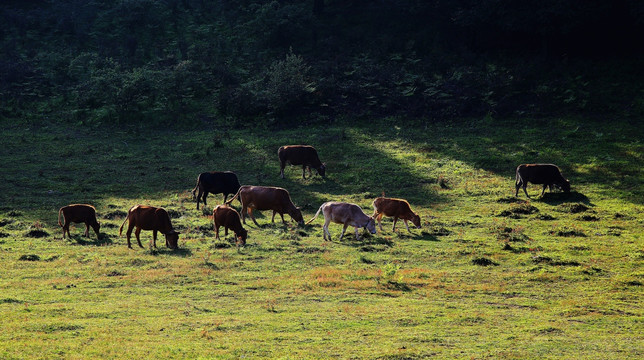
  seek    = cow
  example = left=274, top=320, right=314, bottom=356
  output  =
left=278, top=145, right=326, bottom=179
left=191, top=171, right=241, bottom=210
left=226, top=185, right=304, bottom=226
left=306, top=201, right=376, bottom=241
left=212, top=205, right=248, bottom=246
left=372, top=197, right=421, bottom=233
left=119, top=205, right=179, bottom=249
left=515, top=163, right=571, bottom=198
left=58, top=204, right=100, bottom=239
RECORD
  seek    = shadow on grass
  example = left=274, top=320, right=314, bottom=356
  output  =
left=538, top=191, right=593, bottom=206
left=147, top=247, right=193, bottom=257
left=68, top=233, right=113, bottom=246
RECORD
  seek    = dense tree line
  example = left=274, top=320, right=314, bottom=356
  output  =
left=1, top=0, right=643, bottom=126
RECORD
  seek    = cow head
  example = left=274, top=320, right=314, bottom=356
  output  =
left=165, top=231, right=179, bottom=249
left=365, top=217, right=377, bottom=234
left=291, top=207, right=305, bottom=226
left=411, top=214, right=421, bottom=229
left=237, top=228, right=248, bottom=246
left=317, top=163, right=326, bottom=178
left=560, top=179, right=571, bottom=193
left=91, top=220, right=101, bottom=235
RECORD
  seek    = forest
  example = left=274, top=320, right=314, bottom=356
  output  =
left=2, top=0, right=643, bottom=126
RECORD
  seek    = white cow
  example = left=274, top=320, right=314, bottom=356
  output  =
left=306, top=201, right=376, bottom=240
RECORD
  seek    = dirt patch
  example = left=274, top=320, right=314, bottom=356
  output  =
left=472, top=257, right=498, bottom=266
left=103, top=210, right=127, bottom=219
left=532, top=255, right=580, bottom=266
left=25, top=229, right=49, bottom=238
left=579, top=214, right=600, bottom=221
left=558, top=203, right=589, bottom=213
left=0, top=232, right=9, bottom=238
left=499, top=203, right=539, bottom=218
left=18, top=254, right=41, bottom=261
left=535, top=214, right=556, bottom=220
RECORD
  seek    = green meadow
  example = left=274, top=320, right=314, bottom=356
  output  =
left=0, top=117, right=641, bottom=359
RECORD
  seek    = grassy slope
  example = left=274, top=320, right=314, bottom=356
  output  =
left=0, top=117, right=641, bottom=359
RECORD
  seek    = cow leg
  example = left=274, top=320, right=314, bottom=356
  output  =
left=241, top=206, right=247, bottom=224
left=202, top=192, right=208, bottom=207
left=308, top=166, right=313, bottom=178
left=84, top=222, right=90, bottom=237
left=302, top=166, right=307, bottom=179
left=522, top=183, right=531, bottom=198
left=196, top=188, right=203, bottom=209
left=404, top=220, right=411, bottom=233
left=280, top=213, right=286, bottom=224
left=214, top=223, right=220, bottom=240
left=541, top=184, right=547, bottom=196
left=373, top=212, right=383, bottom=231
left=222, top=193, right=229, bottom=203
left=248, top=208, right=260, bottom=226
left=323, top=219, right=331, bottom=241
left=339, top=223, right=349, bottom=240
left=271, top=211, right=276, bottom=223
left=515, top=178, right=522, bottom=197
left=126, top=223, right=135, bottom=249
left=280, top=162, right=286, bottom=179
left=392, top=217, right=398, bottom=232
left=134, top=227, right=144, bottom=248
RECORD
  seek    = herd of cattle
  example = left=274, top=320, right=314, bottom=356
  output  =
left=56, top=145, right=571, bottom=250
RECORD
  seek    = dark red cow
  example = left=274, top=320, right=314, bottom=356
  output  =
left=372, top=197, right=421, bottom=233
left=119, top=205, right=179, bottom=249
left=226, top=185, right=304, bottom=226
left=58, top=204, right=100, bottom=239
left=278, top=145, right=326, bottom=179
left=213, top=205, right=248, bottom=246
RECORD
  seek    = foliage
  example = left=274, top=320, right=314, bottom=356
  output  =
left=1, top=1, right=643, bottom=124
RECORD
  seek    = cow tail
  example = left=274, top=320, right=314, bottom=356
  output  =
left=191, top=174, right=201, bottom=198
left=58, top=208, right=64, bottom=227
left=515, top=166, right=522, bottom=186
left=305, top=204, right=324, bottom=225
left=118, top=210, right=131, bottom=237
left=225, top=187, right=242, bottom=205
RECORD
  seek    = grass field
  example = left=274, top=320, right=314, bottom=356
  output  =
left=0, top=116, right=642, bottom=359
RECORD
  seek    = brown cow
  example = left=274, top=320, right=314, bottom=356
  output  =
left=306, top=201, right=376, bottom=241
left=213, top=205, right=248, bottom=246
left=58, top=204, right=100, bottom=239
left=278, top=145, right=326, bottom=179
left=515, top=164, right=571, bottom=198
left=226, top=185, right=304, bottom=226
left=372, top=197, right=421, bottom=233
left=119, top=205, right=179, bottom=249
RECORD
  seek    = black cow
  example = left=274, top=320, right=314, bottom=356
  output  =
left=515, top=164, right=571, bottom=198
left=191, top=171, right=241, bottom=209
left=278, top=145, right=326, bottom=179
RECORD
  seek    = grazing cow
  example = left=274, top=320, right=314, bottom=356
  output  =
left=58, top=204, right=100, bottom=239
left=278, top=145, right=326, bottom=179
left=226, top=185, right=304, bottom=226
left=191, top=171, right=241, bottom=209
left=306, top=201, right=376, bottom=241
left=119, top=205, right=179, bottom=249
left=515, top=163, right=571, bottom=198
left=372, top=197, right=421, bottom=233
left=212, top=205, right=248, bottom=246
